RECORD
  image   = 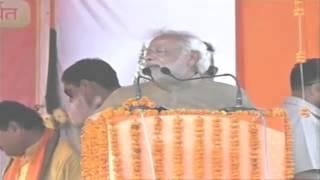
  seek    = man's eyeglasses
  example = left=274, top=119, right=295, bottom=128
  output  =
left=145, top=48, right=168, bottom=56
left=145, top=47, right=188, bottom=57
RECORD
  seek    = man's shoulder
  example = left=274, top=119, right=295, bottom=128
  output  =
left=282, top=96, right=306, bottom=111
left=197, top=80, right=253, bottom=107
left=108, top=84, right=139, bottom=99
left=195, top=80, right=238, bottom=92
left=112, top=82, right=155, bottom=94
left=209, top=81, right=237, bottom=88
left=102, top=82, right=156, bottom=106
left=87, top=85, right=137, bottom=120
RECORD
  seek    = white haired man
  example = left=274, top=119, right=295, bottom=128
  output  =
left=96, top=30, right=252, bottom=111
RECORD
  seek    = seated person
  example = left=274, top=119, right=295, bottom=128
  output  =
left=282, top=58, right=320, bottom=179
left=0, top=101, right=80, bottom=180
left=97, top=30, right=252, bottom=112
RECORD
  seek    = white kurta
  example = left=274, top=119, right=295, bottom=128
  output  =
left=283, top=96, right=320, bottom=173
left=0, top=151, right=9, bottom=180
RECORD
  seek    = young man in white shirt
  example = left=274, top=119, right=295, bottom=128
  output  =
left=283, top=58, right=320, bottom=179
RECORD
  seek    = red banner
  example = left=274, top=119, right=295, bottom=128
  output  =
left=0, top=0, right=49, bottom=107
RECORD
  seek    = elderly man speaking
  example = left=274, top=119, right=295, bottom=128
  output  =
left=98, top=30, right=252, bottom=111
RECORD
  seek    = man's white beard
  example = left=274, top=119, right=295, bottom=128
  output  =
left=68, top=95, right=102, bottom=127
left=150, top=65, right=187, bottom=83
left=150, top=66, right=170, bottom=81
left=149, top=55, right=189, bottom=81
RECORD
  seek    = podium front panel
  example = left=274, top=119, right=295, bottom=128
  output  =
left=81, top=109, right=293, bottom=180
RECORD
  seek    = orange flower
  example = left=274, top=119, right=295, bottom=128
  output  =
left=299, top=107, right=310, bottom=118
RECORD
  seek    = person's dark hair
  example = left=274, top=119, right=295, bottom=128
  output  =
left=62, top=58, right=121, bottom=90
left=0, top=101, right=45, bottom=130
left=290, top=58, right=320, bottom=91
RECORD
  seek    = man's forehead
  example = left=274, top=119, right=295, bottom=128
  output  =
left=150, top=36, right=182, bottom=47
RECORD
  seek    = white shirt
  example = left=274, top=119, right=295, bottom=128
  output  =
left=0, top=150, right=9, bottom=180
left=283, top=96, right=320, bottom=173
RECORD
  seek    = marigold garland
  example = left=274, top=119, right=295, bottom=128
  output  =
left=211, top=116, right=222, bottom=178
left=194, top=116, right=205, bottom=179
left=52, top=108, right=69, bottom=124
left=80, top=97, right=294, bottom=179
left=41, top=114, right=56, bottom=129
left=269, top=109, right=294, bottom=179
left=152, top=116, right=164, bottom=179
left=122, top=96, right=157, bottom=111
left=229, top=115, right=240, bottom=178
left=299, top=106, right=310, bottom=118
left=173, top=115, right=184, bottom=179
left=81, top=116, right=109, bottom=180
left=130, top=119, right=141, bottom=179
left=110, top=122, right=123, bottom=179
left=295, top=51, right=306, bottom=63
left=249, top=116, right=260, bottom=179
left=284, top=114, right=294, bottom=179
left=293, top=0, right=304, bottom=16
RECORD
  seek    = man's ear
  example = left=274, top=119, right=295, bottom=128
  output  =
left=79, top=80, right=95, bottom=100
left=187, top=50, right=200, bottom=67
left=79, top=79, right=90, bottom=86
left=7, top=121, right=20, bottom=132
left=310, top=83, right=320, bottom=95
left=79, top=80, right=92, bottom=91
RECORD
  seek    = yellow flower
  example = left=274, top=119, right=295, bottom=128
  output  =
left=42, top=114, right=56, bottom=129
left=52, top=108, right=69, bottom=124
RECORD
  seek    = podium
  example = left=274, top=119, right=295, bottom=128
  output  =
left=81, top=97, right=294, bottom=179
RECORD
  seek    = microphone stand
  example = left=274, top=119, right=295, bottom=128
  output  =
left=160, top=66, right=268, bottom=175
left=135, top=74, right=151, bottom=100
left=133, top=72, right=167, bottom=111
left=160, top=67, right=256, bottom=112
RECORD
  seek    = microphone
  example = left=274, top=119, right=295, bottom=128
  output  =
left=135, top=73, right=152, bottom=100
left=206, top=65, right=218, bottom=76
left=134, top=70, right=167, bottom=111
left=160, top=67, right=172, bottom=77
left=160, top=67, right=256, bottom=111
left=202, top=41, right=218, bottom=76
left=142, top=67, right=154, bottom=81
